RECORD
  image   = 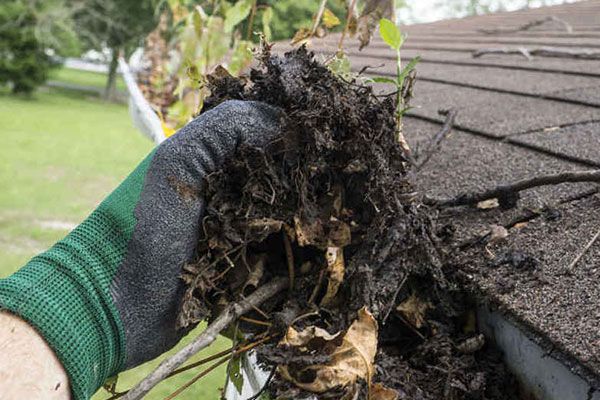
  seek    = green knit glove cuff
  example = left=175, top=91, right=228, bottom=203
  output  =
left=0, top=152, right=153, bottom=399
left=0, top=212, right=127, bottom=400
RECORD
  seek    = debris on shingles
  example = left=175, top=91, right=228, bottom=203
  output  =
left=490, top=250, right=537, bottom=270
left=177, top=46, right=518, bottom=399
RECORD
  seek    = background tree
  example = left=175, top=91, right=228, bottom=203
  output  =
left=72, top=0, right=159, bottom=100
left=0, top=0, right=79, bottom=94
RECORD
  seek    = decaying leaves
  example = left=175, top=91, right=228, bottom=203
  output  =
left=294, top=215, right=325, bottom=248
left=456, top=334, right=485, bottom=354
left=357, top=0, right=395, bottom=49
left=292, top=213, right=350, bottom=305
left=372, top=383, right=400, bottom=400
left=278, top=307, right=378, bottom=393
left=477, top=198, right=500, bottom=209
left=321, top=246, right=345, bottom=305
left=396, top=293, right=432, bottom=329
left=488, top=225, right=509, bottom=243
left=242, top=255, right=266, bottom=294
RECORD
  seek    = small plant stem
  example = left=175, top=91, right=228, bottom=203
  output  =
left=338, top=0, right=358, bottom=51
left=166, top=348, right=233, bottom=378
left=311, top=0, right=328, bottom=35
left=283, top=230, right=295, bottom=290
left=566, top=227, right=600, bottom=272
left=246, top=0, right=258, bottom=40
left=308, top=268, right=326, bottom=304
left=105, top=337, right=273, bottom=400
left=122, top=278, right=288, bottom=400
left=394, top=47, right=411, bottom=154
left=240, top=316, right=272, bottom=327
left=415, top=109, right=457, bottom=171
left=164, top=356, right=230, bottom=400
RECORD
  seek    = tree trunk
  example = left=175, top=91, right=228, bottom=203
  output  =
left=104, top=47, right=119, bottom=101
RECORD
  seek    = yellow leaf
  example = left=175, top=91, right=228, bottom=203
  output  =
left=278, top=307, right=378, bottom=393
left=291, top=27, right=312, bottom=45
left=323, top=8, right=341, bottom=28
left=157, top=109, right=177, bottom=137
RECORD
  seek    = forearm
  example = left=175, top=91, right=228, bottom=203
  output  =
left=0, top=311, right=71, bottom=399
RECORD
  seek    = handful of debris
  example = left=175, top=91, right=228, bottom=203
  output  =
left=125, top=46, right=518, bottom=400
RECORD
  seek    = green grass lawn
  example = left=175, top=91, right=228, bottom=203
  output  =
left=0, top=85, right=230, bottom=399
left=49, top=67, right=126, bottom=92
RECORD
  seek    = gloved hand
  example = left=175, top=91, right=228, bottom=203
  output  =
left=0, top=100, right=284, bottom=400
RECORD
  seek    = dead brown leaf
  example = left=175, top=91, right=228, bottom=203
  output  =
left=396, top=293, right=432, bottom=329
left=357, top=0, right=395, bottom=49
left=456, top=334, right=485, bottom=354
left=327, top=217, right=351, bottom=247
left=278, top=307, right=378, bottom=393
left=294, top=215, right=325, bottom=247
left=321, top=246, right=345, bottom=305
left=477, top=198, right=499, bottom=209
left=242, top=255, right=266, bottom=293
left=291, top=27, right=312, bottom=45
left=372, top=383, right=399, bottom=400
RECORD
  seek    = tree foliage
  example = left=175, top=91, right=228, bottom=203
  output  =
left=269, top=0, right=346, bottom=41
left=0, top=1, right=50, bottom=93
left=0, top=0, right=78, bottom=94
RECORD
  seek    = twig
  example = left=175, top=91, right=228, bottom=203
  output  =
left=164, top=356, right=230, bottom=400
left=246, top=0, right=258, bottom=40
left=478, top=16, right=572, bottom=35
left=240, top=316, right=272, bottom=327
left=381, top=275, right=408, bottom=325
left=122, top=278, right=288, bottom=400
left=414, top=109, right=457, bottom=171
left=311, top=0, right=328, bottom=36
left=473, top=46, right=600, bottom=60
left=424, top=170, right=600, bottom=209
left=566, top=227, right=600, bottom=272
left=308, top=268, right=326, bottom=304
left=282, top=231, right=295, bottom=290
left=338, top=0, right=358, bottom=51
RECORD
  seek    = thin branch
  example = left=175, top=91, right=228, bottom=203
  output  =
left=478, top=16, right=572, bottom=35
left=381, top=274, right=407, bottom=325
left=566, top=227, right=600, bottom=272
left=414, top=109, right=457, bottom=171
left=311, top=0, right=328, bottom=36
left=473, top=46, right=600, bottom=60
left=338, top=0, right=358, bottom=51
left=122, top=278, right=288, bottom=400
left=164, top=356, right=230, bottom=400
left=246, top=0, right=258, bottom=41
left=424, top=170, right=600, bottom=208
left=282, top=230, right=295, bottom=290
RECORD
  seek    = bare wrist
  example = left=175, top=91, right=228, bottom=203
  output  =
left=0, top=311, right=71, bottom=399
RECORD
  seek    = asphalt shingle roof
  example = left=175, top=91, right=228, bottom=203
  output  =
left=280, top=0, right=600, bottom=387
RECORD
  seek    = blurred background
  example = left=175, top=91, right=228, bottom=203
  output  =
left=0, top=0, right=582, bottom=398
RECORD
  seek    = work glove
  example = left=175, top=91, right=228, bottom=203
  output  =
left=0, top=100, right=284, bottom=400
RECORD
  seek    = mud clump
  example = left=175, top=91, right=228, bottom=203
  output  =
left=178, top=46, right=517, bottom=399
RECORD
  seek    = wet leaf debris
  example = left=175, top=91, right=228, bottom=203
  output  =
left=175, top=46, right=519, bottom=400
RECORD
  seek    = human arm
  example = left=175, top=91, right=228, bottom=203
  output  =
left=0, top=311, right=70, bottom=399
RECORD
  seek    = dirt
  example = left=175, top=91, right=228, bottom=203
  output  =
left=178, top=46, right=519, bottom=399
